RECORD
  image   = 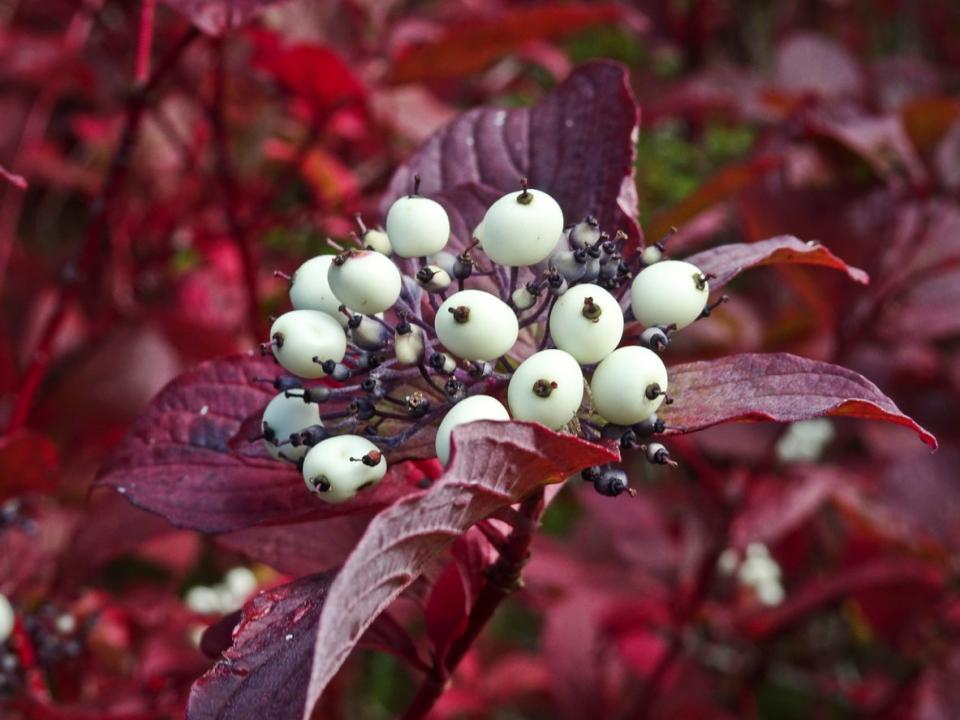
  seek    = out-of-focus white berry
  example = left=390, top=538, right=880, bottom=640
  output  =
left=270, top=310, right=347, bottom=379
left=776, top=419, right=835, bottom=463
left=395, top=325, right=425, bottom=366
left=261, top=391, right=321, bottom=461
left=590, top=346, right=668, bottom=425
left=508, top=349, right=584, bottom=429
left=435, top=289, right=518, bottom=361
left=0, top=593, right=14, bottom=643
left=362, top=228, right=392, bottom=255
left=289, top=255, right=349, bottom=326
left=385, top=195, right=450, bottom=258
left=630, top=260, right=709, bottom=330
left=185, top=586, right=220, bottom=615
left=225, top=567, right=258, bottom=599
left=327, top=251, right=402, bottom=315
left=302, top=435, right=387, bottom=503
left=479, top=188, right=564, bottom=266
left=548, top=284, right=624, bottom=365
left=435, top=395, right=509, bottom=466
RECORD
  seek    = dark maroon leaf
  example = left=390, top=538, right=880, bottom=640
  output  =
left=199, top=610, right=243, bottom=659
left=161, top=0, right=288, bottom=35
left=187, top=572, right=335, bottom=720
left=381, top=61, right=641, bottom=243
left=738, top=558, right=944, bottom=641
left=685, top=236, right=869, bottom=290
left=879, top=267, right=960, bottom=342
left=97, top=354, right=417, bottom=533
left=662, top=353, right=937, bottom=449
left=302, top=421, right=618, bottom=715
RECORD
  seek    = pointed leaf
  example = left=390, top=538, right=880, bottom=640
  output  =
left=685, top=235, right=869, bottom=290
left=662, top=353, right=936, bottom=449
left=97, top=354, right=417, bottom=533
left=301, top=421, right=618, bottom=717
left=187, top=572, right=335, bottom=720
left=381, top=61, right=641, bottom=242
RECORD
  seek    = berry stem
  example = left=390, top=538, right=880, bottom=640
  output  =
left=401, top=488, right=546, bottom=720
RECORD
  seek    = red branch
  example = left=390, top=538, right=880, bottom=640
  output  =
left=4, top=28, right=199, bottom=435
left=401, top=488, right=546, bottom=720
left=134, top=0, right=157, bottom=85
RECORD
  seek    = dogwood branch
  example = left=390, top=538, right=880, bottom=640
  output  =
left=400, top=487, right=546, bottom=720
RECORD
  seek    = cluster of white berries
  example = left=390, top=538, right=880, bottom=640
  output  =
left=260, top=176, right=726, bottom=501
left=718, top=544, right=786, bottom=606
left=185, top=567, right=259, bottom=615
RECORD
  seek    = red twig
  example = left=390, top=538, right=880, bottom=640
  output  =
left=210, top=38, right=264, bottom=341
left=4, top=28, right=199, bottom=435
left=134, top=0, right=157, bottom=85
left=401, top=488, right=546, bottom=720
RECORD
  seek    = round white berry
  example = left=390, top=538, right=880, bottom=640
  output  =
left=590, top=346, right=668, bottom=425
left=362, top=228, right=392, bottom=255
left=0, top=592, right=13, bottom=644
left=395, top=325, right=425, bottom=365
left=270, top=310, right=347, bottom=379
left=508, top=349, right=584, bottom=430
left=327, top=251, right=402, bottom=314
left=435, top=289, right=518, bottom=361
left=385, top=195, right=450, bottom=258
left=640, top=244, right=663, bottom=266
left=435, top=395, right=509, bottom=466
left=511, top=285, right=537, bottom=310
left=261, top=391, right=322, bottom=461
left=630, top=260, right=709, bottom=330
left=288, top=255, right=349, bottom=326
left=302, top=435, right=387, bottom=504
left=548, top=283, right=624, bottom=365
left=479, top=187, right=564, bottom=266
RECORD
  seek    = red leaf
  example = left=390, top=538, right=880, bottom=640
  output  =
left=425, top=560, right=470, bottom=661
left=97, top=354, right=418, bottom=533
left=388, top=4, right=632, bottom=84
left=662, top=353, right=936, bottom=449
left=738, top=558, right=945, bottom=641
left=160, top=0, right=287, bottom=35
left=0, top=162, right=27, bottom=189
left=381, top=61, right=641, bottom=244
left=301, top=421, right=618, bottom=716
left=685, top=235, right=869, bottom=290
left=187, top=572, right=335, bottom=720
left=0, top=431, right=58, bottom=502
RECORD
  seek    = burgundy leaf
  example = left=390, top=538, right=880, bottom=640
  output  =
left=685, top=236, right=869, bottom=290
left=160, top=0, right=288, bottom=35
left=301, top=421, right=618, bottom=716
left=97, top=354, right=418, bottom=533
left=187, top=572, right=335, bottom=720
left=729, top=472, right=837, bottom=550
left=199, top=610, right=243, bottom=659
left=879, top=267, right=960, bottom=342
left=738, top=558, right=944, bottom=641
left=381, top=61, right=641, bottom=243
left=662, top=353, right=936, bottom=449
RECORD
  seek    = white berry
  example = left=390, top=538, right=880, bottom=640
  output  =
left=261, top=391, right=322, bottom=461
left=362, top=228, right=392, bottom=255
left=385, top=195, right=450, bottom=258
left=630, top=260, right=709, bottom=330
left=327, top=251, right=402, bottom=314
left=548, top=283, right=624, bottom=365
left=302, top=435, right=387, bottom=503
left=289, top=255, right=349, bottom=326
left=270, top=310, right=347, bottom=379
left=435, top=289, right=518, bottom=361
left=435, top=395, right=509, bottom=466
left=508, top=349, right=584, bottom=430
left=395, top=325, right=425, bottom=365
left=479, top=187, right=564, bottom=266
left=640, top=244, right=663, bottom=266
left=0, top=593, right=13, bottom=643
left=590, top=346, right=668, bottom=425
